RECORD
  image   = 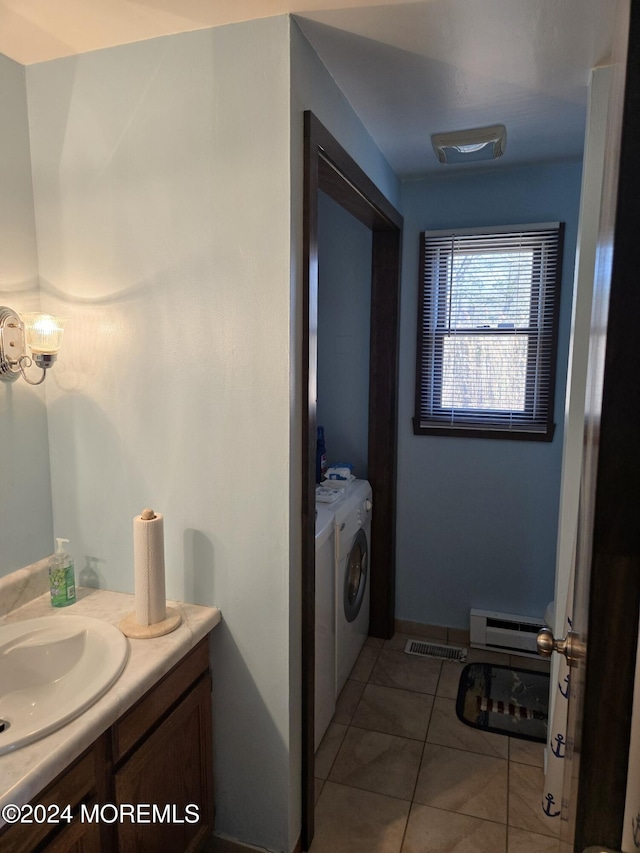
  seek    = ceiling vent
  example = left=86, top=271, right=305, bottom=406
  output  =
left=431, top=124, right=507, bottom=165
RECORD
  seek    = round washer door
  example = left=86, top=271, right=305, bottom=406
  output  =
left=344, top=527, right=368, bottom=623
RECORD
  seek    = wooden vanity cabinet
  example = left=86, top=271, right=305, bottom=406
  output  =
left=111, top=637, right=214, bottom=853
left=0, top=748, right=105, bottom=853
left=0, top=636, right=214, bottom=853
left=114, top=673, right=213, bottom=852
left=41, top=802, right=103, bottom=853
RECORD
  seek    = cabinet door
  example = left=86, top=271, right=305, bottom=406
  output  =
left=43, top=804, right=103, bottom=853
left=114, top=675, right=213, bottom=853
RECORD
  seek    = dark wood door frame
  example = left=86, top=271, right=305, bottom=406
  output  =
left=301, top=111, right=403, bottom=848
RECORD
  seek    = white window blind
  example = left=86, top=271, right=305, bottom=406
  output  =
left=414, top=223, right=564, bottom=440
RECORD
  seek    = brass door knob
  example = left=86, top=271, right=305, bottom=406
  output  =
left=537, top=628, right=585, bottom=667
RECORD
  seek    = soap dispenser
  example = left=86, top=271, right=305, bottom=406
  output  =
left=49, top=537, right=76, bottom=607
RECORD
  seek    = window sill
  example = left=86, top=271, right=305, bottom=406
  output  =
left=412, top=417, right=556, bottom=442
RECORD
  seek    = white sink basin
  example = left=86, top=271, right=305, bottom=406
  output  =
left=0, top=614, right=128, bottom=755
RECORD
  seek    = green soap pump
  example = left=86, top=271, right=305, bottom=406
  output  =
left=49, top=537, right=76, bottom=607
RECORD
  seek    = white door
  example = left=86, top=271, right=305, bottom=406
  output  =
left=542, top=0, right=632, bottom=849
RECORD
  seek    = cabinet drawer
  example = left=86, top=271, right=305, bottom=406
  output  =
left=0, top=746, right=97, bottom=853
left=111, top=637, right=210, bottom=763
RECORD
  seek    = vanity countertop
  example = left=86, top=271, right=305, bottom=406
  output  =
left=0, top=585, right=221, bottom=826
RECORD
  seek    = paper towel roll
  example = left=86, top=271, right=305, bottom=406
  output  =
left=133, top=508, right=167, bottom=626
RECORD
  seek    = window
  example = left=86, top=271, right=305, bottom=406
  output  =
left=413, top=223, right=564, bottom=440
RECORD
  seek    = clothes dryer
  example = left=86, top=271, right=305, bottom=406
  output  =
left=331, top=479, right=372, bottom=698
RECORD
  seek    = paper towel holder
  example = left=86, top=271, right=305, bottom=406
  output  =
left=119, top=507, right=182, bottom=639
left=120, top=607, right=182, bottom=639
left=0, top=306, right=67, bottom=386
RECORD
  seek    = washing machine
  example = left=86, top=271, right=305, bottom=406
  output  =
left=314, top=503, right=336, bottom=750
left=332, top=479, right=373, bottom=698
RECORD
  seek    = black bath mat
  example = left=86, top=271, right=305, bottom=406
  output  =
left=456, top=662, right=549, bottom=743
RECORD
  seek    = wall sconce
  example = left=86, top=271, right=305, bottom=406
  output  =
left=0, top=306, right=67, bottom=386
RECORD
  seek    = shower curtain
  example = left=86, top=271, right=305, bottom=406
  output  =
left=540, top=560, right=573, bottom=837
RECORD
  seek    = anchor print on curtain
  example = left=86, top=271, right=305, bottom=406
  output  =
left=541, top=559, right=574, bottom=836
left=541, top=618, right=571, bottom=830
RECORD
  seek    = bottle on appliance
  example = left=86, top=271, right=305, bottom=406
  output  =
left=316, top=425, right=327, bottom=483
left=49, top=537, right=76, bottom=607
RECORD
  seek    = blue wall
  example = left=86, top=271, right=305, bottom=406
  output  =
left=396, top=161, right=583, bottom=628
left=317, top=190, right=372, bottom=479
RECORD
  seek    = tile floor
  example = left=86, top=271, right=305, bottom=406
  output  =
left=311, top=633, right=560, bottom=853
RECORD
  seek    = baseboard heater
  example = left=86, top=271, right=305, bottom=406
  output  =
left=469, top=608, right=545, bottom=658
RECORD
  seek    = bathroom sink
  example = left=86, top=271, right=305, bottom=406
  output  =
left=0, top=614, right=128, bottom=755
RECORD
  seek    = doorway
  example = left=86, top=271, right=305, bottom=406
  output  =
left=301, top=111, right=403, bottom=848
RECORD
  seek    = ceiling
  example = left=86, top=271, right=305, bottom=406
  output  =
left=0, top=0, right=618, bottom=178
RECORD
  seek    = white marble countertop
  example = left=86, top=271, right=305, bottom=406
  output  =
left=0, top=584, right=221, bottom=827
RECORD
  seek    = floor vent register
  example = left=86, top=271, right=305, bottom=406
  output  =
left=404, top=639, right=467, bottom=662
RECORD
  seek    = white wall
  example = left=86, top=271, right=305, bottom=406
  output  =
left=289, top=19, right=401, bottom=214
left=396, top=162, right=583, bottom=628
left=0, top=51, right=53, bottom=575
left=3, top=16, right=400, bottom=851
left=27, top=19, right=295, bottom=851
left=288, top=20, right=400, bottom=850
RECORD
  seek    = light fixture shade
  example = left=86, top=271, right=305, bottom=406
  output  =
left=431, top=125, right=507, bottom=165
left=21, top=313, right=68, bottom=354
